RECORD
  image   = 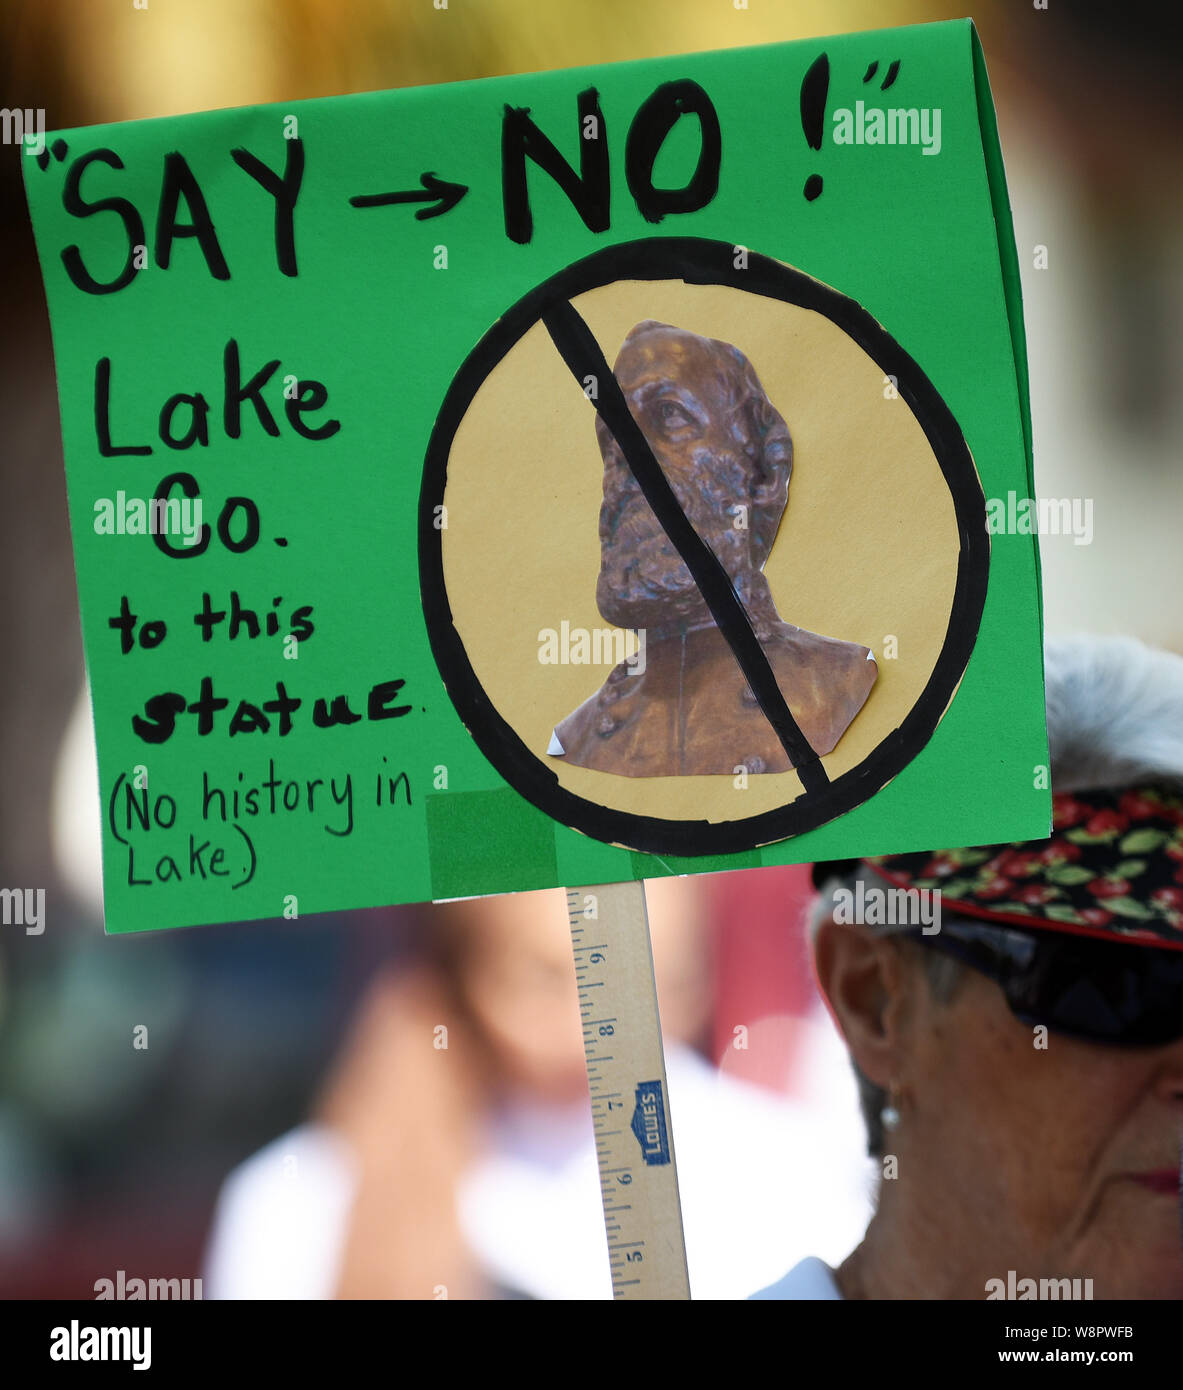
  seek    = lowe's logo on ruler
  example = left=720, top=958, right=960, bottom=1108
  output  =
left=631, top=1081, right=670, bottom=1165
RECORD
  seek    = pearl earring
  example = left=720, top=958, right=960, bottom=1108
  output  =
left=880, top=1083, right=901, bottom=1131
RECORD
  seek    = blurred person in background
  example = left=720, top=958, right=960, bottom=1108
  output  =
left=204, top=876, right=871, bottom=1299
left=756, top=636, right=1183, bottom=1299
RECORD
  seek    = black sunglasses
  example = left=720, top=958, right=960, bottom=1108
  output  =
left=906, top=918, right=1183, bottom=1047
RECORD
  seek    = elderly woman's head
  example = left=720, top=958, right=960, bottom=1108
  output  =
left=812, top=636, right=1183, bottom=1299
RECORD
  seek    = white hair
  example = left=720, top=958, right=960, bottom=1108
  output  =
left=1045, top=634, right=1183, bottom=793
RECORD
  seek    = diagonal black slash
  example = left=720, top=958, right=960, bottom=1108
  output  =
left=541, top=300, right=828, bottom=792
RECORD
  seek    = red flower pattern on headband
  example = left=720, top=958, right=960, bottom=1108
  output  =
left=864, top=785, right=1183, bottom=949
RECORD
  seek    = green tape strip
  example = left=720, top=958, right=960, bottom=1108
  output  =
left=426, top=787, right=558, bottom=899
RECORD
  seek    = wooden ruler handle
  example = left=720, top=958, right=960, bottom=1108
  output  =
left=566, top=880, right=691, bottom=1300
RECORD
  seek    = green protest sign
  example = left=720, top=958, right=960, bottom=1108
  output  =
left=24, top=18, right=1048, bottom=934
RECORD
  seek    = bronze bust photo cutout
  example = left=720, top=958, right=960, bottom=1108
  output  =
left=547, top=319, right=878, bottom=778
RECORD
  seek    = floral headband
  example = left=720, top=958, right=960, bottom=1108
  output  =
left=851, top=784, right=1183, bottom=950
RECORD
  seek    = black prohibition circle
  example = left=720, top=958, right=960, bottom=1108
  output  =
left=419, top=237, right=989, bottom=856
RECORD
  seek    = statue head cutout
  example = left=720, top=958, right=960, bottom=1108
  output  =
left=595, top=320, right=794, bottom=632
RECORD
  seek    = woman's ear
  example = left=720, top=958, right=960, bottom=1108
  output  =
left=814, top=920, right=914, bottom=1090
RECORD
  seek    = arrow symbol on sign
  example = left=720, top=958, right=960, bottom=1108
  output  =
left=349, top=170, right=468, bottom=219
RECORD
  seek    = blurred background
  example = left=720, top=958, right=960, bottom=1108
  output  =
left=0, top=0, right=1179, bottom=1298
